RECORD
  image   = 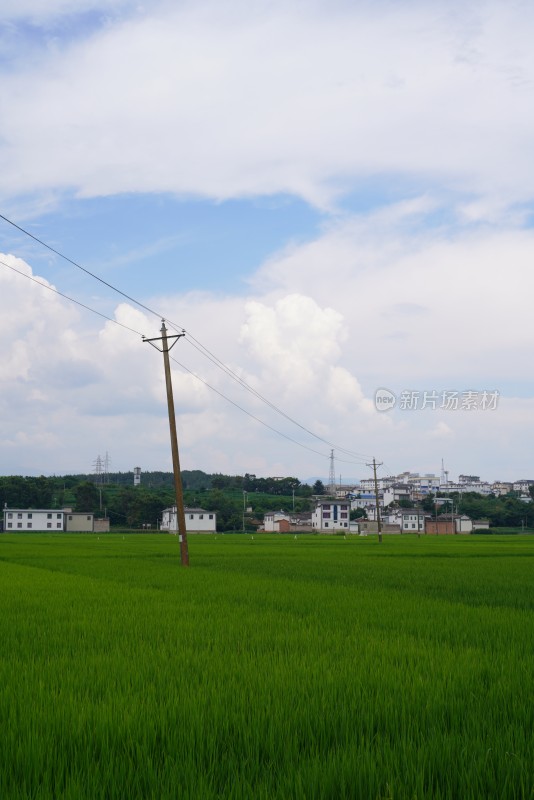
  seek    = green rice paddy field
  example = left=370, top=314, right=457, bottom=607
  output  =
left=0, top=533, right=532, bottom=799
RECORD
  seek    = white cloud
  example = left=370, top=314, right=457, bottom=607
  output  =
left=1, top=1, right=534, bottom=209
left=251, top=199, right=534, bottom=387
left=2, top=206, right=534, bottom=482
left=240, top=294, right=345, bottom=388
left=1, top=1, right=534, bottom=483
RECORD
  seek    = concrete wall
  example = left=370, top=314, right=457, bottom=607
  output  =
left=65, top=513, right=94, bottom=532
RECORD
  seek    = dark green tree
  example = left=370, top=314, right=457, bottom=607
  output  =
left=73, top=481, right=101, bottom=513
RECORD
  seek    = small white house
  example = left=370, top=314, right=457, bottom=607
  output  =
left=312, top=501, right=351, bottom=531
left=3, top=509, right=65, bottom=531
left=161, top=506, right=216, bottom=532
left=264, top=511, right=290, bottom=531
left=400, top=509, right=427, bottom=533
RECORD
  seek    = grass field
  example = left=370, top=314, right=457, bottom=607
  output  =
left=0, top=533, right=532, bottom=799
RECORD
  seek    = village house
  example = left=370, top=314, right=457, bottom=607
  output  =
left=400, top=508, right=428, bottom=533
left=2, top=508, right=107, bottom=532
left=263, top=511, right=291, bottom=532
left=312, top=500, right=350, bottom=531
left=160, top=506, right=217, bottom=533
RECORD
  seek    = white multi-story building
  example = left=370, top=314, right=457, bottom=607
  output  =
left=359, top=476, right=396, bottom=493
left=3, top=509, right=100, bottom=532
left=383, top=484, right=412, bottom=507
left=161, top=506, right=216, bottom=532
left=440, top=481, right=492, bottom=496
left=491, top=481, right=513, bottom=496
left=3, top=509, right=65, bottom=531
left=312, top=501, right=351, bottom=531
left=513, top=480, right=534, bottom=493
left=400, top=509, right=427, bottom=533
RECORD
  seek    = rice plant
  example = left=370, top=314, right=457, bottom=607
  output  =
left=0, top=533, right=532, bottom=798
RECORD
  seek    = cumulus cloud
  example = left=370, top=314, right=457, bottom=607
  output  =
left=251, top=199, right=534, bottom=388
left=1, top=206, right=534, bottom=482
left=240, top=294, right=345, bottom=387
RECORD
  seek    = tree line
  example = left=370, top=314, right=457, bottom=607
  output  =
left=0, top=472, right=318, bottom=531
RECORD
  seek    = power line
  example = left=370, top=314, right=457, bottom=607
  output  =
left=0, top=257, right=145, bottom=337
left=168, top=352, right=369, bottom=466
left=0, top=213, right=161, bottom=322
left=0, top=212, right=375, bottom=462
left=1, top=256, right=366, bottom=463
left=181, top=333, right=372, bottom=460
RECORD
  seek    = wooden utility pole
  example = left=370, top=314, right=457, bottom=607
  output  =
left=144, top=321, right=189, bottom=566
left=367, top=457, right=383, bottom=543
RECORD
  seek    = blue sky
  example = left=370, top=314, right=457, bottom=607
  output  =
left=2, top=193, right=323, bottom=297
left=1, top=0, right=534, bottom=482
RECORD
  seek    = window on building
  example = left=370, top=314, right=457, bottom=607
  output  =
left=412, top=524, right=416, bottom=529
left=57, top=514, right=62, bottom=519
left=323, top=512, right=331, bottom=518
left=47, top=514, right=52, bottom=519
left=17, top=513, right=22, bottom=519
left=324, top=522, right=329, bottom=527
left=17, top=523, right=22, bottom=528
left=28, top=513, right=32, bottom=519
left=47, top=523, right=52, bottom=528
left=209, top=514, right=213, bottom=519
left=57, top=523, right=61, bottom=528
left=69, top=516, right=73, bottom=520
left=199, top=514, right=203, bottom=519
left=7, top=512, right=12, bottom=518
left=27, top=523, right=32, bottom=528
left=87, top=516, right=91, bottom=521
left=340, top=513, right=348, bottom=519
left=7, top=523, right=12, bottom=528
left=189, top=514, right=194, bottom=519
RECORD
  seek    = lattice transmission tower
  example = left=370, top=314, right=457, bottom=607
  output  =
left=328, top=449, right=336, bottom=496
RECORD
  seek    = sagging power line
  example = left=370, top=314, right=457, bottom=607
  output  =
left=0, top=213, right=375, bottom=464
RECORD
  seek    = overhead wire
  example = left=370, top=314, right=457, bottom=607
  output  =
left=1, top=256, right=369, bottom=464
left=180, top=332, right=372, bottom=460
left=0, top=257, right=146, bottom=338
left=0, top=212, right=162, bottom=322
left=167, top=352, right=369, bottom=466
left=0, top=212, right=374, bottom=462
